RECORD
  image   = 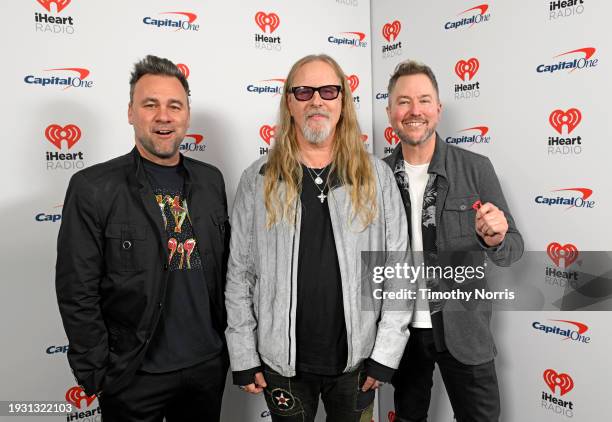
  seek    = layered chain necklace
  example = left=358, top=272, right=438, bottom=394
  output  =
left=304, top=164, right=331, bottom=203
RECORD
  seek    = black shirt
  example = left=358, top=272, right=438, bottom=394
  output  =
left=141, top=157, right=223, bottom=373
left=295, top=164, right=348, bottom=375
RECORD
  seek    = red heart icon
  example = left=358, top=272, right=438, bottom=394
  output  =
left=45, top=124, right=81, bottom=150
left=346, top=75, right=359, bottom=93
left=384, top=127, right=399, bottom=145
left=65, top=386, right=96, bottom=409
left=176, top=63, right=190, bottom=79
left=255, top=12, right=280, bottom=33
left=549, top=108, right=581, bottom=135
left=259, top=125, right=276, bottom=145
left=382, top=20, right=401, bottom=42
left=543, top=369, right=574, bottom=396
left=546, top=242, right=579, bottom=268
left=37, top=0, right=71, bottom=13
left=454, top=58, right=479, bottom=81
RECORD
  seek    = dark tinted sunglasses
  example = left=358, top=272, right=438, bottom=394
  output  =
left=290, top=85, right=342, bottom=101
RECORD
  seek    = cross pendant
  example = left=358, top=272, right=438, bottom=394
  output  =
left=317, top=192, right=327, bottom=203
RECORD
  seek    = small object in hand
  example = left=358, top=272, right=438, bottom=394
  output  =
left=472, top=200, right=482, bottom=211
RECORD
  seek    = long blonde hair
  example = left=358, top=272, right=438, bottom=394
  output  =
left=263, top=54, right=377, bottom=228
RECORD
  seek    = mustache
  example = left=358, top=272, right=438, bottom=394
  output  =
left=305, top=109, right=331, bottom=119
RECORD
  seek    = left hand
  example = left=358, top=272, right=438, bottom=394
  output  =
left=475, top=202, right=508, bottom=247
left=361, top=376, right=382, bottom=391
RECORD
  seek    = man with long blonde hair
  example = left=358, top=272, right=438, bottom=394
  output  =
left=225, top=54, right=413, bottom=421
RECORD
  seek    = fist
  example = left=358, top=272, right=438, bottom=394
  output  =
left=475, top=202, right=508, bottom=247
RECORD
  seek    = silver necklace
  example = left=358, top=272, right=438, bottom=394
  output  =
left=304, top=165, right=330, bottom=203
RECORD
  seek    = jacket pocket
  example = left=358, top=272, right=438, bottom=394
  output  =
left=104, top=224, right=147, bottom=272
left=442, top=195, right=480, bottom=239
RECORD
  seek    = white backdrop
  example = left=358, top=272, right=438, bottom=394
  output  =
left=1, top=1, right=610, bottom=421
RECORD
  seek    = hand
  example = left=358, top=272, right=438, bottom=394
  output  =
left=361, top=376, right=382, bottom=391
left=475, top=202, right=508, bottom=247
left=241, top=372, right=267, bottom=394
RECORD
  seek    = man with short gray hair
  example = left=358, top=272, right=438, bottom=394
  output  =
left=56, top=55, right=229, bottom=421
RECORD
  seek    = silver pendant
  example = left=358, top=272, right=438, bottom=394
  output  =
left=314, top=176, right=324, bottom=185
left=317, top=193, right=327, bottom=203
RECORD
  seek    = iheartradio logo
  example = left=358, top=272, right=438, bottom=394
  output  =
left=547, top=242, right=579, bottom=268
left=45, top=124, right=81, bottom=149
left=549, top=108, right=581, bottom=135
left=543, top=369, right=574, bottom=396
left=65, top=386, right=96, bottom=409
left=255, top=12, right=280, bottom=33
left=455, top=58, right=479, bottom=81
left=382, top=20, right=401, bottom=42
left=384, top=127, right=400, bottom=145
left=37, top=0, right=71, bottom=13
left=259, top=125, right=276, bottom=145
left=176, top=63, right=190, bottom=79
left=346, top=75, right=359, bottom=93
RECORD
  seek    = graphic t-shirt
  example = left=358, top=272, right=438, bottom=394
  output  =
left=141, top=157, right=223, bottom=373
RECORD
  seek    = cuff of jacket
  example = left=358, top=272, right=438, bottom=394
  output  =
left=232, top=366, right=263, bottom=386
left=365, top=358, right=395, bottom=383
left=476, top=233, right=505, bottom=252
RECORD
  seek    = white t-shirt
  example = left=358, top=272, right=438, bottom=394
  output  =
left=404, top=161, right=432, bottom=328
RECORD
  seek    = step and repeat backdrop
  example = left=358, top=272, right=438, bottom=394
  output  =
left=371, top=1, right=611, bottom=422
left=1, top=0, right=610, bottom=421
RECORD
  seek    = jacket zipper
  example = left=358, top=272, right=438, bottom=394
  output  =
left=287, top=201, right=299, bottom=366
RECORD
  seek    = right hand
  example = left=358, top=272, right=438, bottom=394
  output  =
left=241, top=371, right=267, bottom=394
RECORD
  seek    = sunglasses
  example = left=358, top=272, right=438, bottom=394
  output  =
left=290, top=85, right=342, bottom=101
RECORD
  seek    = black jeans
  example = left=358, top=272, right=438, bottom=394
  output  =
left=262, top=364, right=375, bottom=422
left=99, top=354, right=228, bottom=422
left=391, top=328, right=500, bottom=422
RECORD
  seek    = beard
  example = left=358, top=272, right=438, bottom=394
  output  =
left=396, top=124, right=435, bottom=147
left=301, top=110, right=332, bottom=145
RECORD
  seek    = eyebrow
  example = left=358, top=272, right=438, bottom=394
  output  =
left=141, top=97, right=186, bottom=106
left=397, top=94, right=432, bottom=100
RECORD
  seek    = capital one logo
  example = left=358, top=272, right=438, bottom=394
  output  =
left=45, top=124, right=81, bottom=149
left=384, top=127, right=400, bottom=145
left=382, top=20, right=401, bottom=42
left=549, top=108, right=581, bottom=134
left=176, top=63, right=190, bottom=79
left=65, top=386, right=96, bottom=409
left=543, top=369, right=574, bottom=396
left=260, top=125, right=276, bottom=145
left=537, top=47, right=598, bottom=74
left=37, top=0, right=71, bottom=13
left=255, top=12, right=280, bottom=33
left=445, top=4, right=490, bottom=30
left=184, top=134, right=203, bottom=144
left=547, top=242, right=579, bottom=268
left=455, top=58, right=479, bottom=81
left=346, top=75, right=359, bottom=93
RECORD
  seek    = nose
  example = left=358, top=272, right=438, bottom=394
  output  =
left=155, top=106, right=172, bottom=122
left=310, top=90, right=324, bottom=106
left=407, top=101, right=422, bottom=116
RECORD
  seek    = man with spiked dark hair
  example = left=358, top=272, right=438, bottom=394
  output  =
left=56, top=55, right=230, bottom=421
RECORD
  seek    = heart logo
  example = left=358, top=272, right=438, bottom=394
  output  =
left=543, top=369, right=574, bottom=396
left=176, top=63, right=190, bottom=79
left=360, top=134, right=368, bottom=142
left=384, top=127, right=400, bottom=145
left=454, top=58, right=479, bottom=81
left=346, top=75, right=359, bottom=93
left=255, top=12, right=280, bottom=33
left=546, top=242, right=579, bottom=268
left=382, top=20, right=401, bottom=42
left=37, top=0, right=71, bottom=13
left=259, top=125, right=276, bottom=145
left=65, top=386, right=96, bottom=409
left=45, top=124, right=81, bottom=150
left=388, top=411, right=396, bottom=422
left=549, top=108, right=581, bottom=135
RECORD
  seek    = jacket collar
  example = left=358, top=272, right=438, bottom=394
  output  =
left=389, top=133, right=448, bottom=179
left=131, top=147, right=195, bottom=191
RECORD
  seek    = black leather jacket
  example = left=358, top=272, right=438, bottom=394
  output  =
left=55, top=148, right=230, bottom=395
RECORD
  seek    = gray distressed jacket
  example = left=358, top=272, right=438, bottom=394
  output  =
left=225, top=154, right=412, bottom=379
